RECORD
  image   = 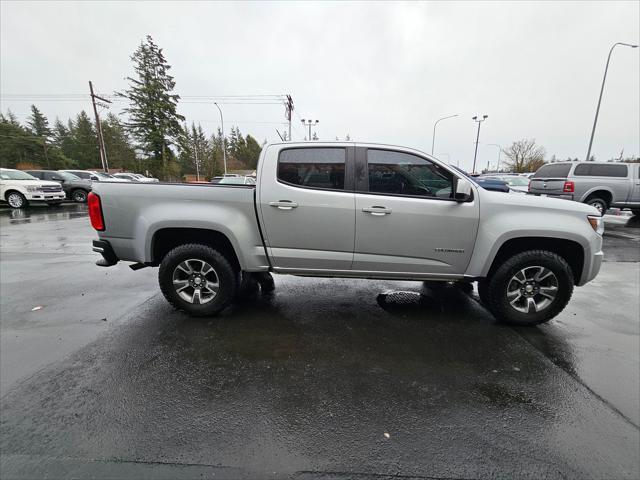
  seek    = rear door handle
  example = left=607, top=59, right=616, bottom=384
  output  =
left=362, top=206, right=392, bottom=216
left=269, top=200, right=298, bottom=210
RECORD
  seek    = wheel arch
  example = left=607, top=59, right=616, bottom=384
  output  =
left=580, top=188, right=613, bottom=206
left=149, top=227, right=241, bottom=272
left=4, top=189, right=25, bottom=201
left=485, top=237, right=584, bottom=284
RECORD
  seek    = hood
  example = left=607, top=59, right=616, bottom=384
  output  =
left=3, top=179, right=61, bottom=188
left=479, top=187, right=600, bottom=216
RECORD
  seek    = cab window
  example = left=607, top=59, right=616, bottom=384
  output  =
left=366, top=149, right=454, bottom=199
left=278, top=148, right=345, bottom=190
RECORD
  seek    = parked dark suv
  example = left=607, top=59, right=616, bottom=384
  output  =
left=25, top=170, right=92, bottom=203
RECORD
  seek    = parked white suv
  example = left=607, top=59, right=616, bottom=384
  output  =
left=0, top=168, right=66, bottom=208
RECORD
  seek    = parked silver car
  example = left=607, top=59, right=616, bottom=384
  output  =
left=529, top=162, right=640, bottom=215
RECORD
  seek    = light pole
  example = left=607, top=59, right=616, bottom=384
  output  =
left=431, top=114, right=458, bottom=155
left=585, top=42, right=638, bottom=162
left=301, top=119, right=319, bottom=140
left=486, top=143, right=502, bottom=171
left=213, top=102, right=227, bottom=175
left=472, top=115, right=488, bottom=174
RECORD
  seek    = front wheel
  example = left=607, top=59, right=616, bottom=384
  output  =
left=158, top=243, right=238, bottom=317
left=481, top=250, right=574, bottom=326
left=6, top=191, right=27, bottom=209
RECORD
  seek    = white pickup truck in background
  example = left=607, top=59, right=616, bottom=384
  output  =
left=89, top=142, right=604, bottom=326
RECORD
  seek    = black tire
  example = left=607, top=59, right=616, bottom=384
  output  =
left=632, top=209, right=640, bottom=217
left=482, top=250, right=574, bottom=326
left=6, top=191, right=27, bottom=209
left=584, top=196, right=607, bottom=216
left=71, top=189, right=88, bottom=203
left=158, top=243, right=238, bottom=317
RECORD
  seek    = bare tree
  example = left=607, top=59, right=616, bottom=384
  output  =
left=502, top=139, right=546, bottom=172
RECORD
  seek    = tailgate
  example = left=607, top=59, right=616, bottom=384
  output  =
left=529, top=177, right=566, bottom=194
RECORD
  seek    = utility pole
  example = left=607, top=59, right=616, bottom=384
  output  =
left=213, top=102, right=227, bottom=175
left=194, top=147, right=200, bottom=182
left=471, top=115, right=488, bottom=174
left=585, top=42, right=638, bottom=162
left=301, top=119, right=319, bottom=141
left=285, top=95, right=294, bottom=141
left=89, top=81, right=111, bottom=172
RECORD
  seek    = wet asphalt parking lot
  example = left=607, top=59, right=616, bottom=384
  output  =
left=0, top=204, right=639, bottom=479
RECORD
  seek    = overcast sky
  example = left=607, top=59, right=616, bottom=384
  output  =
left=1, top=1, right=638, bottom=171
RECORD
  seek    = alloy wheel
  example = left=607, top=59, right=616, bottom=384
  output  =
left=506, top=266, right=558, bottom=314
left=172, top=259, right=220, bottom=304
left=7, top=193, right=24, bottom=208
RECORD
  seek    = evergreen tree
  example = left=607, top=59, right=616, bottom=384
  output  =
left=118, top=35, right=185, bottom=179
left=70, top=111, right=100, bottom=168
left=101, top=113, right=137, bottom=171
left=26, top=105, right=53, bottom=167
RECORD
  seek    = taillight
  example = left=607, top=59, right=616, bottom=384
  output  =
left=563, top=181, right=574, bottom=193
left=87, top=192, right=105, bottom=231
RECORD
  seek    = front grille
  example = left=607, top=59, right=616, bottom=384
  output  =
left=40, top=185, right=63, bottom=193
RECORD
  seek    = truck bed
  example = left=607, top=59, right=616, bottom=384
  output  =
left=92, top=182, right=269, bottom=271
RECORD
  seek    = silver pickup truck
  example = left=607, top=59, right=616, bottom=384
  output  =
left=529, top=161, right=640, bottom=215
left=89, top=142, right=604, bottom=326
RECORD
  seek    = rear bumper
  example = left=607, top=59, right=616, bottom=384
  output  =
left=92, top=239, right=119, bottom=267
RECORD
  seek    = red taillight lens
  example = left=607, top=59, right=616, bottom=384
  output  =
left=87, top=192, right=105, bottom=231
left=563, top=181, right=574, bottom=193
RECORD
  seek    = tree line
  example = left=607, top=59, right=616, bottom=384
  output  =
left=0, top=35, right=262, bottom=180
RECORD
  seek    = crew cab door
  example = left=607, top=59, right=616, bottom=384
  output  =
left=258, top=146, right=356, bottom=271
left=353, top=147, right=479, bottom=276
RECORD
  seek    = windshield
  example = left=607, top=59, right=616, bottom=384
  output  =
left=0, top=170, right=39, bottom=181
left=92, top=172, right=113, bottom=179
left=503, top=176, right=529, bottom=186
left=219, top=177, right=249, bottom=184
left=58, top=171, right=81, bottom=181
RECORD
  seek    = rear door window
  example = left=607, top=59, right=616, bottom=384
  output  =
left=533, top=164, right=572, bottom=178
left=573, top=163, right=628, bottom=177
left=278, top=148, right=346, bottom=190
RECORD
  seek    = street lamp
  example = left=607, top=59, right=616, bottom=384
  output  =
left=431, top=114, right=458, bottom=155
left=301, top=119, right=319, bottom=140
left=585, top=42, right=638, bottom=162
left=472, top=115, right=488, bottom=174
left=485, top=143, right=502, bottom=171
left=213, top=102, right=227, bottom=175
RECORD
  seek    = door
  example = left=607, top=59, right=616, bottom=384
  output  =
left=259, top=146, right=356, bottom=271
left=353, top=147, right=480, bottom=276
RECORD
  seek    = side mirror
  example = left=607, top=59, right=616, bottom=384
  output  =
left=454, top=178, right=473, bottom=202
left=90, top=175, right=99, bottom=181
left=52, top=176, right=63, bottom=182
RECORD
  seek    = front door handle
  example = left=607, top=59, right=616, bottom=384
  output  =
left=362, top=206, right=392, bottom=216
left=269, top=200, right=298, bottom=210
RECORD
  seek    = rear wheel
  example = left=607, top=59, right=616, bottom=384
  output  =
left=6, top=191, right=27, bottom=209
left=632, top=209, right=640, bottom=217
left=158, top=243, right=238, bottom=317
left=585, top=196, right=607, bottom=216
left=71, top=189, right=88, bottom=203
left=481, top=250, right=574, bottom=326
